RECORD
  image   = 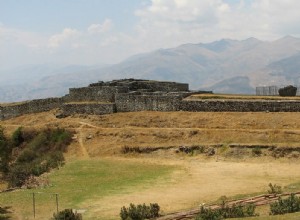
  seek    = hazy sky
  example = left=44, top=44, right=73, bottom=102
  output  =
left=1, top=0, right=300, bottom=70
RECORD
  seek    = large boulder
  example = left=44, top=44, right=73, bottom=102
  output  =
left=278, top=85, right=297, bottom=97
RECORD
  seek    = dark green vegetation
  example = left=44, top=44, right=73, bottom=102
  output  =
left=52, top=209, right=82, bottom=220
left=270, top=194, right=300, bottom=215
left=120, top=203, right=160, bottom=220
left=278, top=85, right=297, bottom=97
left=195, top=203, right=257, bottom=220
left=0, top=206, right=11, bottom=220
left=0, top=126, right=72, bottom=188
left=268, top=183, right=282, bottom=195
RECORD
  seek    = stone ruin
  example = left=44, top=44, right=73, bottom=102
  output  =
left=62, top=78, right=208, bottom=116
left=1, top=78, right=300, bottom=121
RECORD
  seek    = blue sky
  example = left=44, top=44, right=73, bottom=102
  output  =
left=0, top=0, right=143, bottom=33
left=0, top=0, right=300, bottom=70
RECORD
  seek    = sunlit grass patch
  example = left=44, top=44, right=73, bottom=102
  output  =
left=0, top=159, right=175, bottom=219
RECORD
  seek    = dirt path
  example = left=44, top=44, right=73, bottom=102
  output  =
left=77, top=123, right=91, bottom=159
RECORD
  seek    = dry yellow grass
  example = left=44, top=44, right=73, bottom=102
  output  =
left=1, top=110, right=300, bottom=156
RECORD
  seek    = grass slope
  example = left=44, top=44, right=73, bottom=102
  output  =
left=0, top=159, right=175, bottom=220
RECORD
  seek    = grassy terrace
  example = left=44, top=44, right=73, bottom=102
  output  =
left=188, top=94, right=300, bottom=101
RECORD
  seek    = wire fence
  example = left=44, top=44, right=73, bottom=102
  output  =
left=256, top=85, right=300, bottom=96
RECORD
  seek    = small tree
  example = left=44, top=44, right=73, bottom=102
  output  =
left=279, top=85, right=297, bottom=97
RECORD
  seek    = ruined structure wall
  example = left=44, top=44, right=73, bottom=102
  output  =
left=62, top=103, right=116, bottom=116
left=127, top=81, right=189, bottom=92
left=115, top=93, right=182, bottom=112
left=180, top=100, right=300, bottom=112
left=0, top=98, right=63, bottom=120
left=67, top=86, right=128, bottom=102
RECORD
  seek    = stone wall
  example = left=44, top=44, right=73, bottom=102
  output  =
left=62, top=103, right=116, bottom=116
left=67, top=86, right=128, bottom=102
left=115, top=93, right=182, bottom=112
left=126, top=81, right=189, bottom=92
left=180, top=100, right=300, bottom=112
left=0, top=98, right=63, bottom=120
left=89, top=79, right=189, bottom=92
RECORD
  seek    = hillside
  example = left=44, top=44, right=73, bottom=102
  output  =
left=1, top=110, right=300, bottom=219
left=2, top=36, right=300, bottom=102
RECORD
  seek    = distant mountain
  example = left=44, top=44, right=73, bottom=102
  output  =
left=205, top=76, right=255, bottom=94
left=1, top=36, right=300, bottom=102
left=0, top=64, right=107, bottom=102
left=267, top=52, right=300, bottom=84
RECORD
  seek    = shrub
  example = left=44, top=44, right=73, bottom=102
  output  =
left=8, top=164, right=32, bottom=187
left=16, top=149, right=38, bottom=163
left=252, top=147, right=262, bottom=156
left=0, top=206, right=12, bottom=220
left=278, top=85, right=297, bottom=97
left=270, top=194, right=300, bottom=215
left=268, top=183, right=282, bottom=194
left=120, top=203, right=160, bottom=220
left=0, top=127, right=11, bottom=174
left=195, top=206, right=222, bottom=220
left=11, top=127, right=24, bottom=147
left=52, top=209, right=82, bottom=220
left=196, top=203, right=257, bottom=220
left=28, top=132, right=49, bottom=152
left=49, top=128, right=73, bottom=151
left=3, top=128, right=71, bottom=188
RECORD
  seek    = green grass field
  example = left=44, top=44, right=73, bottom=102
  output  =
left=0, top=159, right=175, bottom=220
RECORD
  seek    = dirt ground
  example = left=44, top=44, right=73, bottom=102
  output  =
left=1, top=110, right=300, bottom=219
left=80, top=156, right=300, bottom=219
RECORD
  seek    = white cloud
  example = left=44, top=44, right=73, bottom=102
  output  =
left=130, top=0, right=300, bottom=54
left=48, top=28, right=80, bottom=48
left=87, top=19, right=113, bottom=34
left=2, top=0, right=300, bottom=69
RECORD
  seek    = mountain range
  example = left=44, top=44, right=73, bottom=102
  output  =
left=1, top=36, right=300, bottom=102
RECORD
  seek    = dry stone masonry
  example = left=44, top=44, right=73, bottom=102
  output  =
left=1, top=78, right=300, bottom=120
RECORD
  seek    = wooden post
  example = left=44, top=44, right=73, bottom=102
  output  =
left=32, top=192, right=35, bottom=219
left=55, top=193, right=59, bottom=213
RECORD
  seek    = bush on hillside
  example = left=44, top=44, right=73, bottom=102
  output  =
left=0, top=206, right=12, bottom=220
left=252, top=147, right=262, bottom=156
left=11, top=127, right=24, bottom=147
left=0, top=127, right=11, bottom=175
left=52, top=209, right=82, bottom=220
left=0, top=127, right=73, bottom=188
left=120, top=203, right=160, bottom=220
left=270, top=194, right=300, bottom=215
left=268, top=183, right=282, bottom=194
left=195, top=202, right=257, bottom=220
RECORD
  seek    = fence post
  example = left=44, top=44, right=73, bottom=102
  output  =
left=33, top=192, right=35, bottom=219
